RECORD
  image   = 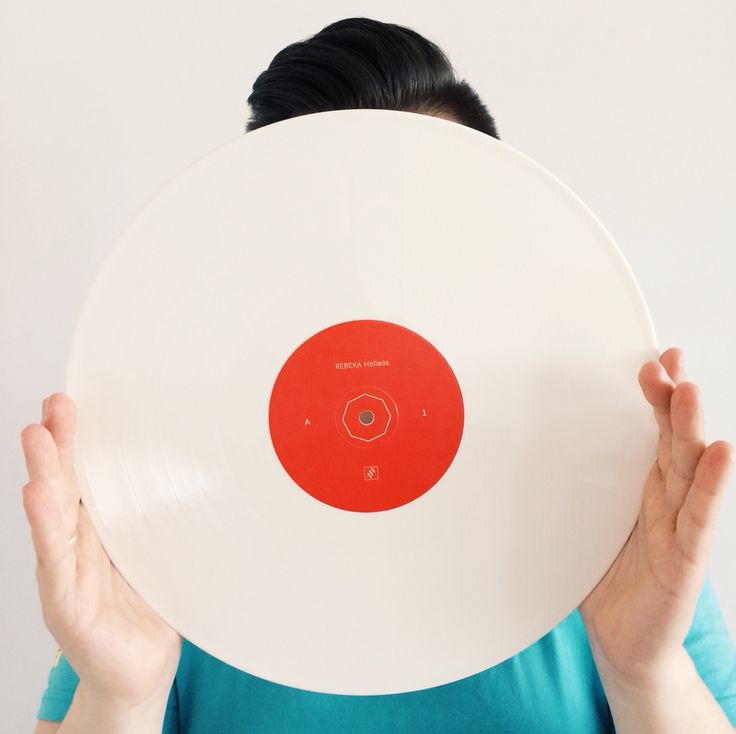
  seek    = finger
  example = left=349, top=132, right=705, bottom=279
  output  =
left=22, top=478, right=77, bottom=572
left=660, top=346, right=687, bottom=385
left=22, top=480, right=77, bottom=622
left=43, top=393, right=80, bottom=490
left=74, top=502, right=108, bottom=594
left=676, top=440, right=734, bottom=567
left=21, top=423, right=63, bottom=484
left=666, top=381, right=707, bottom=508
left=638, top=360, right=676, bottom=472
left=20, top=423, right=79, bottom=564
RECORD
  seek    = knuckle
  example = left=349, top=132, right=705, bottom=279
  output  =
left=683, top=503, right=708, bottom=532
left=21, top=481, right=38, bottom=512
left=40, top=603, right=61, bottom=633
left=669, top=458, right=694, bottom=486
left=34, top=558, right=47, bottom=581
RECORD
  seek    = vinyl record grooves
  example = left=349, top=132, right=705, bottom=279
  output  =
left=66, top=108, right=659, bottom=695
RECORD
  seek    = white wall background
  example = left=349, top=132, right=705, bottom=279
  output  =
left=1, top=0, right=734, bottom=729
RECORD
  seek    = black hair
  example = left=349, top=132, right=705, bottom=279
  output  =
left=245, top=17, right=500, bottom=139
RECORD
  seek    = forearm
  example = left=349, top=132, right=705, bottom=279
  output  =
left=57, top=683, right=170, bottom=734
left=594, top=646, right=733, bottom=733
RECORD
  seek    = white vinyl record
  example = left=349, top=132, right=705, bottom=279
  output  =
left=66, top=108, right=659, bottom=695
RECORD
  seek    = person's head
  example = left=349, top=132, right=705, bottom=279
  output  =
left=245, top=17, right=499, bottom=139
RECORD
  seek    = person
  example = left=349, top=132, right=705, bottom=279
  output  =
left=20, top=17, right=736, bottom=734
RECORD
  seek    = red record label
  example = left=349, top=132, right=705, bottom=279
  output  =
left=268, top=320, right=464, bottom=512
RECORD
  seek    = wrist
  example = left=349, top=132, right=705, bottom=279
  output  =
left=58, top=680, right=172, bottom=734
left=589, top=644, right=733, bottom=733
left=592, top=643, right=696, bottom=694
left=581, top=607, right=687, bottom=687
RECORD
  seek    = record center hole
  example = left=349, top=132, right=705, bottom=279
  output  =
left=358, top=410, right=375, bottom=426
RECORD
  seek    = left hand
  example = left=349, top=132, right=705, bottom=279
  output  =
left=579, top=346, right=734, bottom=684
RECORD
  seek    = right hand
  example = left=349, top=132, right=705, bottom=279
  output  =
left=20, top=393, right=182, bottom=709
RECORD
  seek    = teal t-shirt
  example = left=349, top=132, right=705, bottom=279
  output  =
left=38, top=573, right=736, bottom=733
